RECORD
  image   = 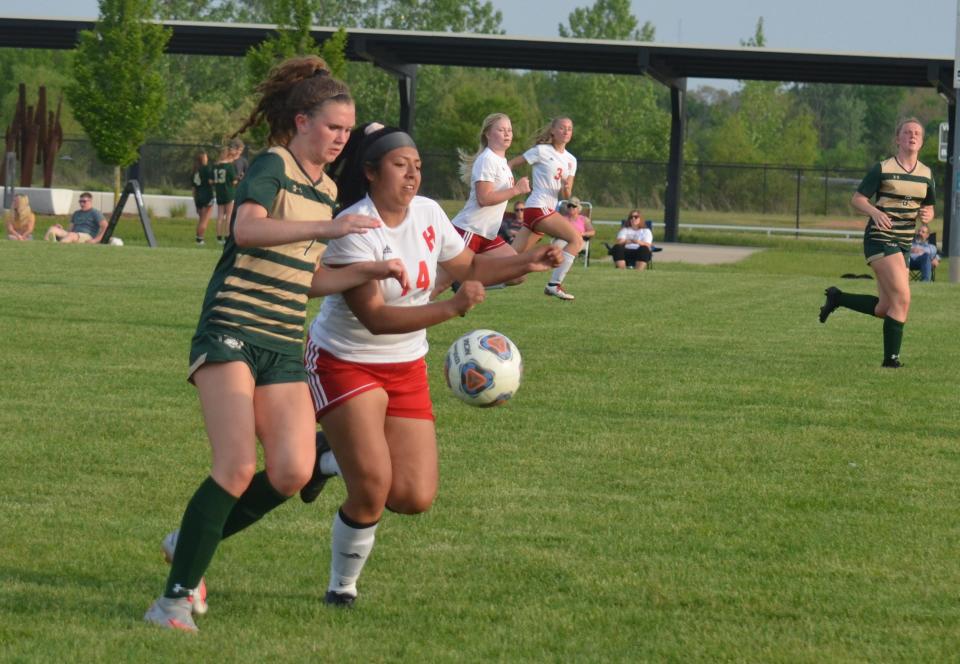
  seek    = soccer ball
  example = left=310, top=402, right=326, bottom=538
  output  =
left=108, top=237, right=124, bottom=246
left=444, top=329, right=522, bottom=407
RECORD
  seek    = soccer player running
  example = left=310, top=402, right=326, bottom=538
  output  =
left=819, top=117, right=935, bottom=368
left=144, top=56, right=407, bottom=633
left=299, top=125, right=561, bottom=607
left=432, top=112, right=531, bottom=296
left=509, top=116, right=581, bottom=300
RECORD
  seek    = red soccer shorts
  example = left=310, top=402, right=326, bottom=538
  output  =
left=521, top=206, right=551, bottom=233
left=305, top=344, right=434, bottom=421
left=455, top=226, right=507, bottom=253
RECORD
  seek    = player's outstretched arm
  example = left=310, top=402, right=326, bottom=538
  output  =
left=344, top=279, right=485, bottom=335
left=442, top=245, right=562, bottom=286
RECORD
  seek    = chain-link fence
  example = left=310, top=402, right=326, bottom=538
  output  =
left=53, top=138, right=219, bottom=194
left=41, top=137, right=947, bottom=224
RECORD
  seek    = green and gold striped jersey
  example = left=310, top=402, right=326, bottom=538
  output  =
left=193, top=146, right=338, bottom=354
left=857, top=157, right=935, bottom=250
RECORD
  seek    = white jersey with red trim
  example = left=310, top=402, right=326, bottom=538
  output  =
left=451, top=147, right=514, bottom=240
left=308, top=195, right=465, bottom=363
left=523, top=143, right=577, bottom=211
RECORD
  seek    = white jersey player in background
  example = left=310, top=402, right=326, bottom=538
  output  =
left=300, top=125, right=562, bottom=607
left=509, top=116, right=580, bottom=300
left=432, top=112, right=531, bottom=297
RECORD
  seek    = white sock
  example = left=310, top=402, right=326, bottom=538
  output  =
left=319, top=450, right=340, bottom=476
left=550, top=251, right=576, bottom=285
left=328, top=510, right=378, bottom=596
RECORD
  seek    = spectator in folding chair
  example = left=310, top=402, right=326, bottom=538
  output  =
left=559, top=197, right=595, bottom=241
left=499, top=201, right=525, bottom=243
left=608, top=209, right=653, bottom=270
left=908, top=223, right=939, bottom=282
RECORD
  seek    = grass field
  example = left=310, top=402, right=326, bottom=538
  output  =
left=2, top=231, right=959, bottom=662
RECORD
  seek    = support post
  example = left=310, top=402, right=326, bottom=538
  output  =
left=102, top=179, right=157, bottom=247
left=397, top=65, right=417, bottom=136
left=352, top=37, right=417, bottom=135
left=664, top=78, right=686, bottom=243
left=951, top=0, right=960, bottom=280
left=3, top=152, right=15, bottom=209
left=944, top=100, right=955, bottom=257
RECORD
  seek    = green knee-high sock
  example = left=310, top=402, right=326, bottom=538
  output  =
left=164, top=476, right=237, bottom=598
left=883, top=316, right=905, bottom=362
left=838, top=292, right=880, bottom=316
left=221, top=471, right=290, bottom=539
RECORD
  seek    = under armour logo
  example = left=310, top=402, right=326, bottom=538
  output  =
left=171, top=583, right=193, bottom=597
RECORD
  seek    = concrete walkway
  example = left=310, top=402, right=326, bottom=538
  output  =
left=651, top=242, right=762, bottom=265
left=588, top=242, right=762, bottom=266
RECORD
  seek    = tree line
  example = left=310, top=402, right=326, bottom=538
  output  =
left=0, top=0, right=947, bottom=197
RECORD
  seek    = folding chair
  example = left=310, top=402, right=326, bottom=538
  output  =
left=603, top=217, right=661, bottom=269
left=908, top=231, right=937, bottom=282
left=557, top=199, right=593, bottom=267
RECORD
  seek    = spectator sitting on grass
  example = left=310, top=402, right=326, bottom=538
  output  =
left=5, top=194, right=35, bottom=241
left=44, top=192, right=107, bottom=244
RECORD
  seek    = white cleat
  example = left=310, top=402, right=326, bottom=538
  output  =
left=161, top=530, right=209, bottom=615
left=544, top=283, right=575, bottom=300
left=144, top=596, right=198, bottom=633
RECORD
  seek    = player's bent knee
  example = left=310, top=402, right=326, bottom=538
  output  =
left=268, top=464, right=312, bottom=496
left=386, top=492, right=435, bottom=515
left=213, top=462, right=258, bottom=496
left=350, top=476, right=392, bottom=511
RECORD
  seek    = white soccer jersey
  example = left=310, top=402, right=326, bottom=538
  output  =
left=616, top=226, right=652, bottom=250
left=450, top=148, right=515, bottom=240
left=308, top=195, right=465, bottom=363
left=523, top=144, right=577, bottom=211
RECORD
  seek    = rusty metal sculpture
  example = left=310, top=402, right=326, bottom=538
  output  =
left=1, top=84, right=64, bottom=188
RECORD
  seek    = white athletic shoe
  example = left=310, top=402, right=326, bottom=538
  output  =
left=161, top=530, right=209, bottom=615
left=544, top=283, right=575, bottom=300
left=144, top=596, right=198, bottom=632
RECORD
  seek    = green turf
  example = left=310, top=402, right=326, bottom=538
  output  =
left=1, top=238, right=958, bottom=662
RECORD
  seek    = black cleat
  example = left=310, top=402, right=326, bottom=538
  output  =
left=819, top=286, right=841, bottom=323
left=300, top=431, right=335, bottom=503
left=324, top=591, right=356, bottom=607
left=881, top=357, right=903, bottom=368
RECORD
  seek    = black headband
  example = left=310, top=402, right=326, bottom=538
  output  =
left=362, top=131, right=417, bottom=163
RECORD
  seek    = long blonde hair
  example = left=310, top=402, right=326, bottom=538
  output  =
left=531, top=116, right=572, bottom=146
left=458, top=112, right=511, bottom=184
left=9, top=194, right=35, bottom=231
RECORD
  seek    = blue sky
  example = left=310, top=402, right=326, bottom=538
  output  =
left=3, top=0, right=958, bottom=59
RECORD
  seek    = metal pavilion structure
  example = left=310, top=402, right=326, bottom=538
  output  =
left=1, top=15, right=956, bottom=249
